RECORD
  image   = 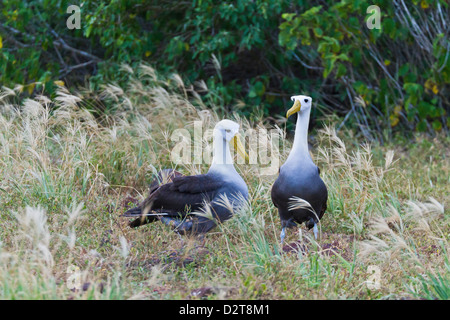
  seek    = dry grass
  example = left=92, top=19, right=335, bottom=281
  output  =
left=0, top=64, right=448, bottom=300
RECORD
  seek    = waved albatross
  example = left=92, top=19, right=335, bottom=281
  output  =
left=122, top=119, right=249, bottom=235
left=271, top=95, right=328, bottom=243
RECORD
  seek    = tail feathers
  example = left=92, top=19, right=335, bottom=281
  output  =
left=122, top=206, right=142, bottom=217
left=129, top=216, right=155, bottom=228
left=122, top=206, right=162, bottom=228
left=122, top=207, right=170, bottom=218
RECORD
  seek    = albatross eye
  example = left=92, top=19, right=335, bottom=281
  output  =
left=225, top=129, right=231, bottom=133
left=304, top=98, right=309, bottom=103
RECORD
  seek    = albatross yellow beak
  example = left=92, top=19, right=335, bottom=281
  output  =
left=232, top=134, right=249, bottom=163
left=286, top=99, right=301, bottom=118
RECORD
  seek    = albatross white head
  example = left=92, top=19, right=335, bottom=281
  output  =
left=210, top=119, right=248, bottom=170
left=286, top=95, right=313, bottom=118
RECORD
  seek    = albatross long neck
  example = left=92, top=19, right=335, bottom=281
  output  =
left=286, top=108, right=312, bottom=164
left=209, top=131, right=237, bottom=175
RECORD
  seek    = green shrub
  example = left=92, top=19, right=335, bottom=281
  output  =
left=278, top=0, right=449, bottom=137
left=0, top=0, right=448, bottom=136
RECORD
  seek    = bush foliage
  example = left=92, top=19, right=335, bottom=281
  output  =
left=0, top=0, right=448, bottom=137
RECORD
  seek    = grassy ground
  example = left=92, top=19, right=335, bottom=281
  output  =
left=0, top=65, right=448, bottom=300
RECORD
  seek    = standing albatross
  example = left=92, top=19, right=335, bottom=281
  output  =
left=271, top=95, right=327, bottom=243
left=122, top=119, right=249, bottom=235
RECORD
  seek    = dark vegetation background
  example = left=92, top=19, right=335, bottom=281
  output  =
left=0, top=0, right=448, bottom=141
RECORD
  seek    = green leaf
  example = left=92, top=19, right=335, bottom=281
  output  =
left=432, top=120, right=442, bottom=131
left=336, top=63, right=347, bottom=78
left=301, top=5, right=323, bottom=18
left=313, top=27, right=323, bottom=37
left=398, top=64, right=410, bottom=77
left=85, top=24, right=93, bottom=38
left=417, top=119, right=428, bottom=132
left=281, top=13, right=296, bottom=21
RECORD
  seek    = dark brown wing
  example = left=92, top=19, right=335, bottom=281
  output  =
left=151, top=174, right=225, bottom=211
left=148, top=169, right=184, bottom=194
left=124, top=173, right=225, bottom=228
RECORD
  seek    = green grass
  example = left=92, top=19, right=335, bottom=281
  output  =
left=0, top=66, right=448, bottom=299
left=410, top=249, right=449, bottom=300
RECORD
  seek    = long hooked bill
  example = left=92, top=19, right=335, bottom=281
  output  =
left=286, top=99, right=301, bottom=118
left=232, top=134, right=249, bottom=163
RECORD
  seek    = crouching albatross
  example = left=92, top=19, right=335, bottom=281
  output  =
left=122, top=119, right=249, bottom=235
left=271, top=95, right=328, bottom=243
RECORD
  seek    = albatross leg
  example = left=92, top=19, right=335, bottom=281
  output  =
left=313, top=223, right=319, bottom=240
left=280, top=227, right=286, bottom=244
